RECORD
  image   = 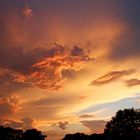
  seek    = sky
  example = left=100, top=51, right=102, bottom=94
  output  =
left=0, top=0, right=140, bottom=140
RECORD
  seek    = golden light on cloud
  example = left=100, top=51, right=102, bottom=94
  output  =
left=0, top=1, right=140, bottom=140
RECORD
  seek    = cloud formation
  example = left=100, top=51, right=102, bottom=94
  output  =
left=90, top=69, right=135, bottom=86
left=81, top=120, right=107, bottom=133
left=21, top=116, right=36, bottom=130
left=0, top=96, right=21, bottom=117
left=125, top=79, right=140, bottom=87
left=58, top=121, right=69, bottom=130
left=0, top=44, right=92, bottom=91
left=1, top=0, right=140, bottom=137
left=0, top=116, right=36, bottom=130
left=79, top=114, right=94, bottom=118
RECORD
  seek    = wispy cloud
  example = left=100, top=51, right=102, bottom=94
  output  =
left=90, top=69, right=135, bottom=86
left=79, top=114, right=94, bottom=118
left=125, top=79, right=140, bottom=87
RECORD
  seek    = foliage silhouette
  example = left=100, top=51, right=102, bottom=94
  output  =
left=62, top=108, right=140, bottom=140
left=104, top=108, right=140, bottom=139
left=0, top=108, right=140, bottom=140
left=21, top=129, right=46, bottom=140
left=62, top=133, right=108, bottom=140
left=62, top=133, right=89, bottom=140
left=0, top=126, right=46, bottom=140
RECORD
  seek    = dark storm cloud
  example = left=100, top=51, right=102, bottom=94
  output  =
left=90, top=69, right=135, bottom=86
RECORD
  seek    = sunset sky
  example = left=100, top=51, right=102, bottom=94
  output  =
left=0, top=0, right=140, bottom=140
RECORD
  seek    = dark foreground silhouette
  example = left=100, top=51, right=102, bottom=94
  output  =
left=0, top=108, right=139, bottom=140
left=0, top=127, right=46, bottom=140
left=62, top=108, right=140, bottom=140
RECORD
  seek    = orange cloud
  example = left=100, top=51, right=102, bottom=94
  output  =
left=90, top=69, right=135, bottom=86
left=0, top=43, right=93, bottom=91
left=12, top=44, right=93, bottom=90
left=0, top=116, right=36, bottom=130
left=0, top=96, right=21, bottom=118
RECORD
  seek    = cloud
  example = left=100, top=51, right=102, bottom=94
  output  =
left=0, top=116, right=36, bottom=130
left=21, top=116, right=36, bottom=130
left=0, top=119, right=22, bottom=129
left=79, top=114, right=94, bottom=118
left=58, top=121, right=69, bottom=130
left=81, top=120, right=107, bottom=133
left=125, top=79, right=140, bottom=87
left=22, top=4, right=33, bottom=18
left=80, top=95, right=140, bottom=118
left=0, top=96, right=21, bottom=117
left=90, top=69, right=135, bottom=86
left=24, top=93, right=84, bottom=120
left=0, top=73, right=29, bottom=96
left=0, top=44, right=92, bottom=91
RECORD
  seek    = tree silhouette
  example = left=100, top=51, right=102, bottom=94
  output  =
left=62, top=133, right=109, bottom=140
left=61, top=108, right=140, bottom=140
left=21, top=129, right=46, bottom=140
left=0, top=126, right=23, bottom=140
left=104, top=108, right=140, bottom=139
left=0, top=126, right=46, bottom=140
left=89, top=134, right=106, bottom=140
left=62, top=133, right=88, bottom=140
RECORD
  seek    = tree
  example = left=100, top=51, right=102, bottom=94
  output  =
left=0, top=126, right=23, bottom=140
left=62, top=133, right=88, bottom=140
left=0, top=126, right=46, bottom=140
left=104, top=108, right=140, bottom=139
left=21, top=129, right=46, bottom=140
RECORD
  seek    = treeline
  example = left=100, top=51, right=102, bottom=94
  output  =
left=62, top=132, right=140, bottom=140
left=62, top=133, right=106, bottom=140
left=0, top=126, right=46, bottom=140
left=0, top=108, right=139, bottom=140
left=62, top=108, right=140, bottom=140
